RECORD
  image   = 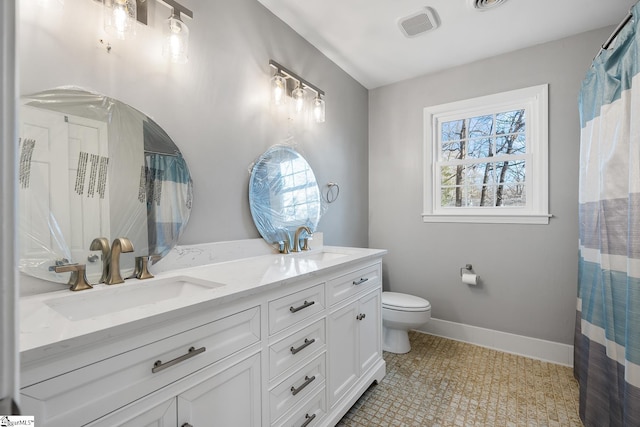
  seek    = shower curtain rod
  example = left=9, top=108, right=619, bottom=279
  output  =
left=595, top=9, right=633, bottom=60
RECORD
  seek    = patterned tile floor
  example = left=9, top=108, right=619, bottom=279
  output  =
left=337, top=331, right=582, bottom=427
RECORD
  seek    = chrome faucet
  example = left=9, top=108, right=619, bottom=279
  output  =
left=89, top=237, right=110, bottom=284
left=293, top=226, right=312, bottom=252
left=106, top=237, right=134, bottom=285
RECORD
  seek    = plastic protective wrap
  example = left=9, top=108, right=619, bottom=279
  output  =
left=18, top=88, right=192, bottom=284
left=248, top=144, right=327, bottom=249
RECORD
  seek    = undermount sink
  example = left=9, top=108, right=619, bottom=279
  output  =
left=291, top=249, right=349, bottom=262
left=292, top=250, right=349, bottom=262
left=45, top=276, right=224, bottom=321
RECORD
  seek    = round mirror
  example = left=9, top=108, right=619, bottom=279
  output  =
left=249, top=145, right=322, bottom=246
left=19, top=88, right=193, bottom=283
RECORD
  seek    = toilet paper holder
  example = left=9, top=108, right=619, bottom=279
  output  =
left=460, top=264, right=473, bottom=276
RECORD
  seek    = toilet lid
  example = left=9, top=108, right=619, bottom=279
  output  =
left=382, top=292, right=431, bottom=310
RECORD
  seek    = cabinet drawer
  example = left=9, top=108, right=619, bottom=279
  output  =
left=270, top=353, right=326, bottom=423
left=269, top=283, right=325, bottom=335
left=269, top=319, right=325, bottom=380
left=327, top=264, right=380, bottom=305
left=21, top=306, right=261, bottom=426
left=273, top=387, right=327, bottom=427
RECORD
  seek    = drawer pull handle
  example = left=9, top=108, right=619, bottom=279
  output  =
left=290, top=338, right=316, bottom=355
left=291, top=375, right=316, bottom=396
left=182, top=424, right=193, bottom=427
left=290, top=300, right=315, bottom=313
left=152, top=346, right=206, bottom=373
left=356, top=313, right=367, bottom=321
left=301, top=413, right=317, bottom=427
left=353, top=277, right=368, bottom=285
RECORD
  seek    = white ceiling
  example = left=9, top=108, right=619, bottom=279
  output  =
left=257, top=0, right=637, bottom=89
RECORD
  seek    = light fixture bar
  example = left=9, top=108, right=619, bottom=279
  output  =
left=269, top=60, right=325, bottom=97
left=137, top=0, right=148, bottom=25
left=159, top=0, right=193, bottom=19
left=93, top=0, right=148, bottom=25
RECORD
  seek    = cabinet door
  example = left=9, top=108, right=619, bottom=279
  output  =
left=85, top=397, right=176, bottom=427
left=358, top=290, right=381, bottom=374
left=177, top=353, right=261, bottom=427
left=327, top=302, right=359, bottom=407
left=121, top=399, right=176, bottom=427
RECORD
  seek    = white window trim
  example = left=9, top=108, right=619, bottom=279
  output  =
left=423, top=84, right=550, bottom=225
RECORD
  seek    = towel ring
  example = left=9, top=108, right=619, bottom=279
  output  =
left=325, top=182, right=340, bottom=203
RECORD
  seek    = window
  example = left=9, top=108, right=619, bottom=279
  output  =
left=423, top=84, right=549, bottom=224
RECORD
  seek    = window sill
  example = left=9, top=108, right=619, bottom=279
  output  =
left=421, top=213, right=551, bottom=225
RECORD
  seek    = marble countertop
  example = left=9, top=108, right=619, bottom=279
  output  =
left=20, top=245, right=386, bottom=360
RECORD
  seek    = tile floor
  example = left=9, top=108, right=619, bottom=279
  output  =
left=337, top=331, right=582, bottom=427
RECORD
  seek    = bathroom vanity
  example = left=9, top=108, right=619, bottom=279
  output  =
left=19, top=244, right=386, bottom=426
left=17, top=89, right=379, bottom=426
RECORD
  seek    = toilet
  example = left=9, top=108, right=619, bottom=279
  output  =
left=382, top=291, right=431, bottom=354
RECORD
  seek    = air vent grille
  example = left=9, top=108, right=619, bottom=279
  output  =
left=398, top=7, right=439, bottom=38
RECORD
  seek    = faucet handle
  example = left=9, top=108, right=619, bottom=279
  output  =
left=54, top=264, right=93, bottom=291
left=134, top=256, right=154, bottom=280
left=301, top=237, right=311, bottom=251
left=279, top=239, right=291, bottom=254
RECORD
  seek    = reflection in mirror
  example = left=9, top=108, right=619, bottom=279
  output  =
left=19, top=88, right=193, bottom=284
left=249, top=145, right=323, bottom=248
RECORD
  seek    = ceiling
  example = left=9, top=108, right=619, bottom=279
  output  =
left=257, top=0, right=637, bottom=89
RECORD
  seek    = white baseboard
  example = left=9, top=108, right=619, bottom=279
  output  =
left=416, top=318, right=574, bottom=367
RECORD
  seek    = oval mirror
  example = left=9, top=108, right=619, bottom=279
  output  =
left=249, top=146, right=322, bottom=247
left=18, top=88, right=193, bottom=283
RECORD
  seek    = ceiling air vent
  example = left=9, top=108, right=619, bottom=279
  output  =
left=398, top=7, right=440, bottom=38
left=470, top=0, right=509, bottom=11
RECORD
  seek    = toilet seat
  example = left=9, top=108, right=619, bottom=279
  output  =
left=382, top=292, right=431, bottom=312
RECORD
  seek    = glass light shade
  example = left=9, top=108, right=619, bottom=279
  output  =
left=164, top=16, right=189, bottom=64
left=271, top=73, right=287, bottom=106
left=291, top=84, right=307, bottom=113
left=313, top=96, right=325, bottom=123
left=103, top=0, right=137, bottom=40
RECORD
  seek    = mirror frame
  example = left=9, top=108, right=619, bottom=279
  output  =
left=248, top=145, right=322, bottom=247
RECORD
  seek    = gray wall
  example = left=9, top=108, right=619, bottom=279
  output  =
left=19, top=0, right=610, bottom=345
left=369, top=27, right=612, bottom=345
left=19, top=0, right=369, bottom=250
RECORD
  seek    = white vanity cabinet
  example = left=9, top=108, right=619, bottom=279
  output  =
left=20, top=304, right=262, bottom=427
left=176, top=351, right=261, bottom=426
left=327, top=264, right=383, bottom=409
left=266, top=280, right=328, bottom=426
left=20, top=249, right=386, bottom=427
left=87, top=349, right=262, bottom=427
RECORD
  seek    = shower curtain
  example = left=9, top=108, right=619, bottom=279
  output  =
left=576, top=3, right=640, bottom=426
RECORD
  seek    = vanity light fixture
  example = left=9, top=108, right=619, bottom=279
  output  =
left=160, top=0, right=193, bottom=63
left=271, top=72, right=287, bottom=106
left=103, top=0, right=138, bottom=40
left=99, top=0, right=193, bottom=62
left=269, top=60, right=326, bottom=123
left=291, top=82, right=307, bottom=114
left=313, top=95, right=325, bottom=123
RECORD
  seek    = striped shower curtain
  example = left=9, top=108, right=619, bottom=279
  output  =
left=576, top=3, right=640, bottom=426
